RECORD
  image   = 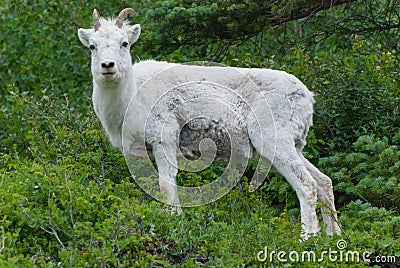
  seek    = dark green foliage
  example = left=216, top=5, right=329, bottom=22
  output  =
left=320, top=134, right=400, bottom=210
left=310, top=44, right=399, bottom=153
left=1, top=0, right=400, bottom=266
left=137, top=0, right=272, bottom=57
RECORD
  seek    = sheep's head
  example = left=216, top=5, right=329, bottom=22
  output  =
left=78, top=8, right=141, bottom=83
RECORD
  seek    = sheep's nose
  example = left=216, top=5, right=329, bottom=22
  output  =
left=101, top=61, right=115, bottom=69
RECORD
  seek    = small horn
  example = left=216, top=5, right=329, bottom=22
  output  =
left=115, top=8, right=138, bottom=28
left=93, top=9, right=101, bottom=31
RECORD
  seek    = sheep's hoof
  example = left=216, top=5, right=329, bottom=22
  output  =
left=164, top=205, right=183, bottom=215
left=171, top=205, right=183, bottom=215
left=299, top=231, right=320, bottom=242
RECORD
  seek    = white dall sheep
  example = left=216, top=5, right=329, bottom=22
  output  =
left=78, top=8, right=341, bottom=239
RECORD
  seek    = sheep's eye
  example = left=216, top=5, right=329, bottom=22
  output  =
left=89, top=44, right=96, bottom=51
left=122, top=41, right=129, bottom=48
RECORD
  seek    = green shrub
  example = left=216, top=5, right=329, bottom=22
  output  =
left=319, top=133, right=400, bottom=211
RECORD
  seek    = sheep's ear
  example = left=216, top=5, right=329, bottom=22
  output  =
left=78, top=28, right=94, bottom=47
left=127, top=24, right=141, bottom=45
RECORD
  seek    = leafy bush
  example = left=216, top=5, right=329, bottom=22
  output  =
left=319, top=133, right=400, bottom=210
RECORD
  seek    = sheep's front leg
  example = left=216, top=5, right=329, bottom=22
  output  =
left=152, top=142, right=182, bottom=214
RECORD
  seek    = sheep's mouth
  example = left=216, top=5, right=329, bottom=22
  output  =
left=101, top=71, right=117, bottom=75
left=99, top=71, right=118, bottom=81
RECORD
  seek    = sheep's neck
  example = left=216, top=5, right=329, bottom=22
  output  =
left=93, top=70, right=136, bottom=148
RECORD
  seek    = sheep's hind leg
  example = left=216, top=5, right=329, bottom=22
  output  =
left=152, top=142, right=182, bottom=214
left=299, top=154, right=341, bottom=236
left=251, top=140, right=320, bottom=239
left=272, top=150, right=320, bottom=240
